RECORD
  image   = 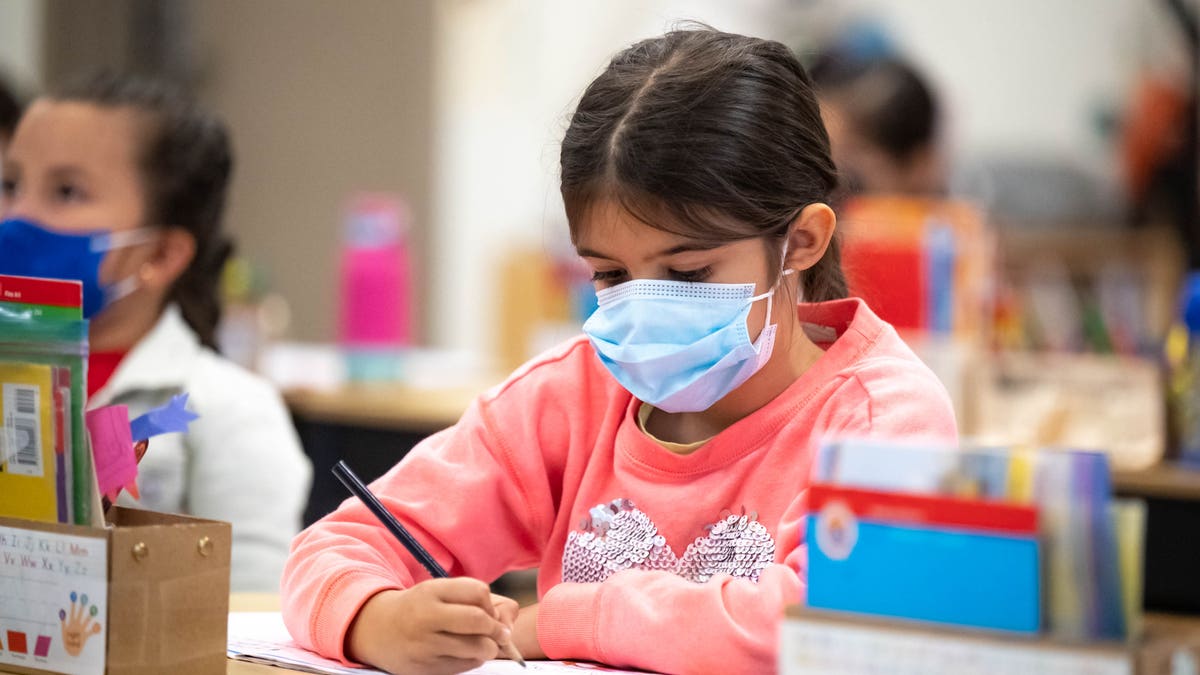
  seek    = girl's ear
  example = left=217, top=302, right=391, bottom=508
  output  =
left=139, top=227, right=196, bottom=292
left=784, top=203, right=836, bottom=273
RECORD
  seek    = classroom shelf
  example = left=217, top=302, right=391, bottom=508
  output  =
left=1113, top=461, right=1200, bottom=502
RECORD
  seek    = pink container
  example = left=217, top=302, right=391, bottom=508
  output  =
left=338, top=195, right=412, bottom=350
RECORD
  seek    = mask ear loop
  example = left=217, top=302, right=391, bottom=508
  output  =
left=104, top=275, right=141, bottom=305
left=748, top=245, right=796, bottom=337
left=91, top=227, right=159, bottom=253
left=93, top=229, right=160, bottom=305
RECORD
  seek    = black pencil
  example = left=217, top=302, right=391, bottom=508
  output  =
left=331, top=460, right=525, bottom=667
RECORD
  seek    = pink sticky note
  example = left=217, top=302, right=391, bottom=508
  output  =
left=85, top=405, right=138, bottom=502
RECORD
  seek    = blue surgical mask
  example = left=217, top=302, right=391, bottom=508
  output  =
left=0, top=218, right=153, bottom=318
left=582, top=267, right=795, bottom=413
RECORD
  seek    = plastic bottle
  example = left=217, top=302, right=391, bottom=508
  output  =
left=338, top=194, right=413, bottom=381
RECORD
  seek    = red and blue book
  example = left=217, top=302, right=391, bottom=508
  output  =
left=806, top=483, right=1042, bottom=634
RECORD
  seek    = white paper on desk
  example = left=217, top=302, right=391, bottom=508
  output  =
left=228, top=611, right=382, bottom=674
left=228, top=612, right=651, bottom=674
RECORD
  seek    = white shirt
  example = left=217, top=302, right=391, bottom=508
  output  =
left=91, top=305, right=312, bottom=592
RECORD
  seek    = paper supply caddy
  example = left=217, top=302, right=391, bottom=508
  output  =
left=0, top=509, right=231, bottom=675
left=781, top=439, right=1172, bottom=674
left=0, top=274, right=232, bottom=675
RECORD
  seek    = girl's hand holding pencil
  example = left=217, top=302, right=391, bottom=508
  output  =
left=334, top=460, right=527, bottom=674
left=347, top=581, right=520, bottom=675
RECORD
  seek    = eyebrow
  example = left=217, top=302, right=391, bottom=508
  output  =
left=576, top=240, right=725, bottom=262
left=46, top=165, right=89, bottom=179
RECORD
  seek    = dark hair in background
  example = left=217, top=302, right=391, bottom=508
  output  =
left=808, top=53, right=938, bottom=164
left=52, top=71, right=233, bottom=350
left=560, top=28, right=846, bottom=302
left=0, top=76, right=22, bottom=141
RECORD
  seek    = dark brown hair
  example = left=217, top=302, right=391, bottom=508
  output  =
left=0, top=75, right=21, bottom=142
left=809, top=54, right=939, bottom=165
left=53, top=71, right=233, bottom=349
left=560, top=28, right=846, bottom=301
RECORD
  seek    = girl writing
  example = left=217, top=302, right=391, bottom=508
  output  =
left=282, top=28, right=956, bottom=675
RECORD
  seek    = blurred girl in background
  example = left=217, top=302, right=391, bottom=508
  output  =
left=0, top=72, right=311, bottom=591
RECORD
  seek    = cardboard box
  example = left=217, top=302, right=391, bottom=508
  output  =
left=0, top=507, right=231, bottom=675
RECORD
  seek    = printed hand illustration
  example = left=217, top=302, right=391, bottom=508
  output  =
left=60, top=591, right=101, bottom=657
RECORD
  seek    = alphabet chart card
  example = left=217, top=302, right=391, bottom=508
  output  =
left=0, top=524, right=107, bottom=675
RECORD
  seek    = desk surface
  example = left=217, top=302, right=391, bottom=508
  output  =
left=227, top=594, right=1200, bottom=675
left=283, top=380, right=495, bottom=431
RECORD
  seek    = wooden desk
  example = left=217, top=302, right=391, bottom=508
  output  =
left=230, top=593, right=282, bottom=613
left=284, top=381, right=494, bottom=432
left=1113, top=461, right=1200, bottom=502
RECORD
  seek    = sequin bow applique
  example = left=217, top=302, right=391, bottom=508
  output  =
left=562, top=498, right=776, bottom=585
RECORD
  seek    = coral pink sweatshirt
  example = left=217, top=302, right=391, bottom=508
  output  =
left=281, top=298, right=957, bottom=674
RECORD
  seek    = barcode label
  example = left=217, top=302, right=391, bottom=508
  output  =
left=14, top=386, right=34, bottom=414
left=3, top=383, right=42, bottom=477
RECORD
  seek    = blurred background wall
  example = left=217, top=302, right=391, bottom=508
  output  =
left=187, top=0, right=435, bottom=345
left=21, top=0, right=435, bottom=345
left=0, top=0, right=42, bottom=91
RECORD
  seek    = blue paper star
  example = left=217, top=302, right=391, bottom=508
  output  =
left=129, top=393, right=200, bottom=442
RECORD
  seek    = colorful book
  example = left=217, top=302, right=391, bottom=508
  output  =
left=0, top=274, right=84, bottom=320
left=54, top=367, right=74, bottom=524
left=1112, top=499, right=1146, bottom=639
left=0, top=274, right=92, bottom=525
left=0, top=362, right=59, bottom=522
left=815, top=439, right=1130, bottom=640
left=806, top=483, right=1042, bottom=634
left=838, top=196, right=991, bottom=339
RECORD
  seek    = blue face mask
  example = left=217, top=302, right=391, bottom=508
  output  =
left=0, top=218, right=151, bottom=318
left=582, top=268, right=794, bottom=413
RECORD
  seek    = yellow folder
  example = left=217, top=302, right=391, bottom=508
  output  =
left=0, top=361, right=59, bottom=522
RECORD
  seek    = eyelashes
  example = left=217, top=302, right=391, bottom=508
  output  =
left=590, top=269, right=626, bottom=283
left=590, top=266, right=713, bottom=285
left=670, top=266, right=712, bottom=283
